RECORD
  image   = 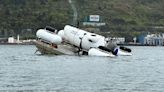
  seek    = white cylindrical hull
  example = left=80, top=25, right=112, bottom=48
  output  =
left=117, top=48, right=132, bottom=56
left=36, top=29, right=62, bottom=44
left=88, top=48, right=115, bottom=57
left=63, top=25, right=106, bottom=50
left=57, top=30, right=65, bottom=39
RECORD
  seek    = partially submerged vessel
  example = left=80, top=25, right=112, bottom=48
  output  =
left=34, top=25, right=132, bottom=57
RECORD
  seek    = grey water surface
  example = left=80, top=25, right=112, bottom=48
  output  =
left=0, top=45, right=164, bottom=92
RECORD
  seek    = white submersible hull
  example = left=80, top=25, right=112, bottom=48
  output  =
left=34, top=25, right=132, bottom=57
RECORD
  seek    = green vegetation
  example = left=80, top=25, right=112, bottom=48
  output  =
left=76, top=0, right=164, bottom=37
left=0, top=0, right=72, bottom=39
left=0, top=0, right=163, bottom=38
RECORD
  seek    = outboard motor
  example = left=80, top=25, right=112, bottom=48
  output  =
left=106, top=42, right=118, bottom=55
left=107, top=42, right=117, bottom=50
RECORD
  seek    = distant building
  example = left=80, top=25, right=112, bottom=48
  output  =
left=137, top=34, right=146, bottom=44
left=83, top=22, right=106, bottom=26
left=144, top=34, right=164, bottom=46
left=106, top=37, right=125, bottom=44
left=8, top=37, right=15, bottom=43
left=138, top=33, right=164, bottom=46
left=82, top=15, right=106, bottom=27
left=0, top=38, right=8, bottom=43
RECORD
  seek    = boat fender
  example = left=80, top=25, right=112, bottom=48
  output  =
left=120, top=46, right=131, bottom=52
left=98, top=46, right=112, bottom=52
left=98, top=46, right=118, bottom=55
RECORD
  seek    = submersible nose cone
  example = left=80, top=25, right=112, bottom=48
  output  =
left=112, top=48, right=118, bottom=56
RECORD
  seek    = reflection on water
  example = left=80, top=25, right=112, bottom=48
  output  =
left=0, top=45, right=164, bottom=92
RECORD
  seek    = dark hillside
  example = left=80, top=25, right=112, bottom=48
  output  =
left=0, top=0, right=163, bottom=38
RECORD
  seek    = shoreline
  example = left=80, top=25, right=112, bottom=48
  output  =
left=117, top=43, right=163, bottom=46
left=0, top=42, right=34, bottom=45
left=0, top=42, right=163, bottom=46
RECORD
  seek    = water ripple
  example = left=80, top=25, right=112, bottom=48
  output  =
left=0, top=45, right=164, bottom=92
